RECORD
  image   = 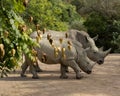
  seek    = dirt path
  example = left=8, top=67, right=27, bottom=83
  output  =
left=0, top=54, right=120, bottom=96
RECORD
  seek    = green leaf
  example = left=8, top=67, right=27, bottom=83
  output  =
left=10, top=19, right=14, bottom=24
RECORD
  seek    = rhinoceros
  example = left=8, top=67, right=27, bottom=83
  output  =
left=21, top=38, right=96, bottom=79
left=31, top=29, right=111, bottom=65
left=29, top=29, right=111, bottom=72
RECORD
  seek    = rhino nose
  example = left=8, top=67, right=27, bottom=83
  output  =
left=87, top=70, right=92, bottom=74
left=98, top=60, right=103, bottom=64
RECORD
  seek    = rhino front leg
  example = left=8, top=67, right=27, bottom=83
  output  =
left=60, top=64, right=68, bottom=79
left=63, top=60, right=83, bottom=79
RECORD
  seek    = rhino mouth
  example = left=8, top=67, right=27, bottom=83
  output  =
left=97, top=60, right=104, bottom=65
left=86, top=70, right=92, bottom=74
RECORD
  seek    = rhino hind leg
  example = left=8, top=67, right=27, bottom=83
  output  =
left=29, top=64, right=39, bottom=79
left=35, top=63, right=43, bottom=72
left=60, top=64, right=68, bottom=79
left=21, top=62, right=28, bottom=77
left=65, top=66, right=69, bottom=73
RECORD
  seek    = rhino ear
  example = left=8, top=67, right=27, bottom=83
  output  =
left=93, top=35, right=98, bottom=41
left=85, top=36, right=89, bottom=43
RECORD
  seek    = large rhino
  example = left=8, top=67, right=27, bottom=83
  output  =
left=30, top=29, right=111, bottom=72
left=21, top=38, right=96, bottom=79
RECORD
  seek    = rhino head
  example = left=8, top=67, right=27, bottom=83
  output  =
left=77, top=49, right=96, bottom=74
left=73, top=41, right=96, bottom=74
left=85, top=46, right=111, bottom=65
left=80, top=34, right=111, bottom=65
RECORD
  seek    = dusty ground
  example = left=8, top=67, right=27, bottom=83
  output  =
left=0, top=54, right=120, bottom=96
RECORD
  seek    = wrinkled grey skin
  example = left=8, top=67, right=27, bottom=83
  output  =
left=21, top=39, right=96, bottom=79
left=31, top=29, right=111, bottom=65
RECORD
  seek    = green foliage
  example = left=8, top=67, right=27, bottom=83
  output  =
left=84, top=12, right=120, bottom=52
left=23, top=0, right=80, bottom=31
left=0, top=0, right=38, bottom=77
left=84, top=12, right=107, bottom=34
left=71, top=0, right=85, bottom=12
left=0, top=0, right=25, bottom=13
left=111, top=21, right=120, bottom=52
left=70, top=18, right=87, bottom=31
left=71, top=0, right=120, bottom=53
left=112, top=33, right=120, bottom=52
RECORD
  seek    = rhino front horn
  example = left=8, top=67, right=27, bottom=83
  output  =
left=104, top=48, right=111, bottom=56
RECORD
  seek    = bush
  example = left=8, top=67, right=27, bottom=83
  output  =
left=111, top=21, right=120, bottom=52
left=23, top=0, right=81, bottom=31
left=84, top=12, right=120, bottom=52
left=70, top=19, right=87, bottom=31
left=0, top=0, right=38, bottom=77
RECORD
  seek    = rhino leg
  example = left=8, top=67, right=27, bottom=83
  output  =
left=60, top=64, right=68, bottom=79
left=65, top=66, right=69, bottom=73
left=29, top=64, right=39, bottom=79
left=21, top=62, right=39, bottom=79
left=21, top=62, right=28, bottom=77
left=21, top=54, right=30, bottom=77
left=63, top=60, right=83, bottom=79
left=34, top=63, right=43, bottom=72
left=21, top=54, right=39, bottom=79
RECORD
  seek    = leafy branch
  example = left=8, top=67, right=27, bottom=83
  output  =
left=0, top=0, right=39, bottom=78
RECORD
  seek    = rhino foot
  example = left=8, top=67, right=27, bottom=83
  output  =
left=65, top=67, right=69, bottom=73
left=20, top=73, right=27, bottom=77
left=76, top=75, right=83, bottom=79
left=35, top=66, right=43, bottom=72
left=65, top=69, right=69, bottom=73
left=60, top=75, right=68, bottom=79
left=36, top=69, right=43, bottom=72
left=32, top=76, right=39, bottom=79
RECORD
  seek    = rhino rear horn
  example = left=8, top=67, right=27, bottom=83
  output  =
left=99, top=46, right=104, bottom=51
left=93, top=35, right=98, bottom=41
left=84, top=47, right=90, bottom=52
left=85, top=36, right=90, bottom=43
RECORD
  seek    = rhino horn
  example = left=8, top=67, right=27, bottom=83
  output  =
left=93, top=35, right=98, bottom=41
left=104, top=48, right=111, bottom=56
left=99, top=46, right=104, bottom=51
left=84, top=47, right=90, bottom=52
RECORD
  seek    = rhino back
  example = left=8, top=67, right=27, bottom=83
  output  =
left=35, top=38, right=77, bottom=65
left=30, top=30, right=65, bottom=39
left=30, top=29, right=94, bottom=49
